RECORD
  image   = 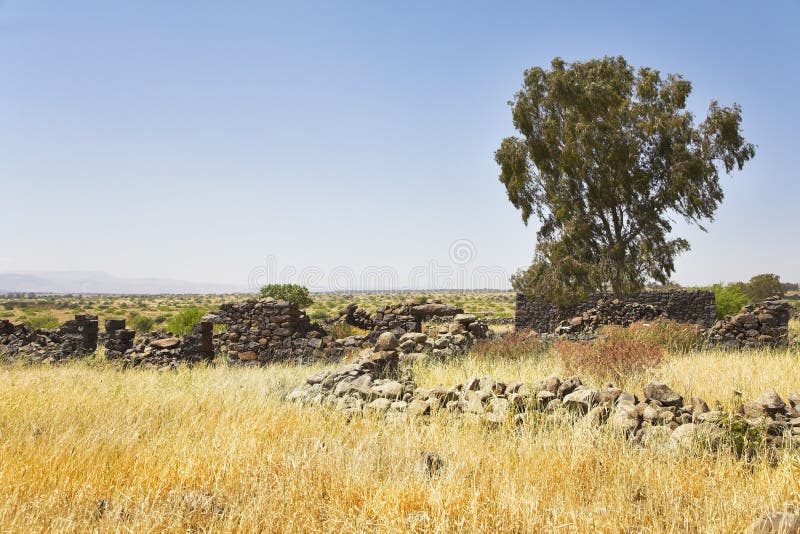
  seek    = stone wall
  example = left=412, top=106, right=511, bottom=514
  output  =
left=0, top=314, right=98, bottom=362
left=288, top=332, right=800, bottom=453
left=338, top=301, right=464, bottom=340
left=103, top=319, right=135, bottom=358
left=56, top=314, right=99, bottom=356
left=118, top=321, right=215, bottom=368
left=515, top=290, right=717, bottom=332
left=209, top=298, right=349, bottom=364
left=706, top=300, right=794, bottom=349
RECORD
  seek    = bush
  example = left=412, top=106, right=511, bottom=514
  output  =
left=598, top=320, right=703, bottom=353
left=24, top=314, right=60, bottom=330
left=166, top=307, right=206, bottom=336
left=130, top=315, right=155, bottom=334
left=259, top=284, right=313, bottom=308
left=471, top=330, right=547, bottom=361
left=309, top=310, right=328, bottom=321
left=699, top=283, right=751, bottom=318
left=555, top=337, right=663, bottom=381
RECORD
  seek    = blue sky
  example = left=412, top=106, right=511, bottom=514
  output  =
left=1, top=0, right=798, bottom=290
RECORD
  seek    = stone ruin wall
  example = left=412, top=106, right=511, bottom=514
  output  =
left=0, top=314, right=99, bottom=362
left=3, top=298, right=470, bottom=367
left=338, top=301, right=465, bottom=340
left=515, top=290, right=718, bottom=332
left=209, top=298, right=352, bottom=364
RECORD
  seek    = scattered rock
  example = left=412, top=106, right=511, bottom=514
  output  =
left=644, top=382, right=683, bottom=408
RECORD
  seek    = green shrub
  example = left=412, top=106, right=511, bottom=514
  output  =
left=309, top=310, right=328, bottom=321
left=700, top=283, right=751, bottom=318
left=24, top=314, right=60, bottom=330
left=259, top=284, right=313, bottom=308
left=166, top=307, right=206, bottom=335
left=130, top=315, right=155, bottom=334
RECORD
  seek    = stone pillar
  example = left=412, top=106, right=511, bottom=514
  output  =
left=199, top=320, right=214, bottom=358
left=57, top=314, right=99, bottom=356
left=104, top=318, right=135, bottom=359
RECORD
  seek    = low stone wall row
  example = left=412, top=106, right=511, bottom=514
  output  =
left=337, top=301, right=464, bottom=340
left=515, top=290, right=717, bottom=332
left=288, top=332, right=800, bottom=453
left=0, top=314, right=99, bottom=362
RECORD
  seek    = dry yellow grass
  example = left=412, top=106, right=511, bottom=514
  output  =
left=1, top=347, right=800, bottom=532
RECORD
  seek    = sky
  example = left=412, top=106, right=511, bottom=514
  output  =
left=1, top=0, right=798, bottom=291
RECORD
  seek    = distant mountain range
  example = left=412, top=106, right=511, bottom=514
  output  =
left=0, top=271, right=249, bottom=295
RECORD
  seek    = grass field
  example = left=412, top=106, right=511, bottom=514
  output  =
left=2, top=337, right=800, bottom=532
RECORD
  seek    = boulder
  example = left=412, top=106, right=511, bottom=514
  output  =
left=562, top=387, right=597, bottom=415
left=670, top=423, right=725, bottom=451
left=643, top=382, right=683, bottom=407
left=608, top=402, right=640, bottom=436
left=557, top=376, right=582, bottom=398
left=150, top=337, right=181, bottom=349
left=373, top=381, right=404, bottom=399
left=367, top=398, right=392, bottom=413
left=453, top=314, right=477, bottom=325
left=407, top=399, right=431, bottom=417
left=399, top=332, right=427, bottom=345
left=374, top=332, right=399, bottom=352
left=756, top=390, right=786, bottom=415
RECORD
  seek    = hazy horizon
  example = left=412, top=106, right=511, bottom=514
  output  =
left=2, top=1, right=798, bottom=290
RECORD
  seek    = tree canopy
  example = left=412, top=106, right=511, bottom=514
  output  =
left=259, top=284, right=314, bottom=308
left=743, top=273, right=782, bottom=302
left=497, top=56, right=755, bottom=303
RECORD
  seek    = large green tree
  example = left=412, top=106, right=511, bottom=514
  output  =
left=743, top=273, right=782, bottom=301
left=497, top=56, right=755, bottom=303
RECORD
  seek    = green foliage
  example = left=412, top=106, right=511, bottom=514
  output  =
left=24, top=314, right=60, bottom=330
left=743, top=273, right=782, bottom=302
left=259, top=284, right=313, bottom=308
left=699, top=283, right=751, bottom=318
left=166, top=307, right=206, bottom=336
left=718, top=414, right=765, bottom=459
left=309, top=310, right=328, bottom=321
left=130, top=315, right=155, bottom=334
left=497, top=56, right=755, bottom=303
